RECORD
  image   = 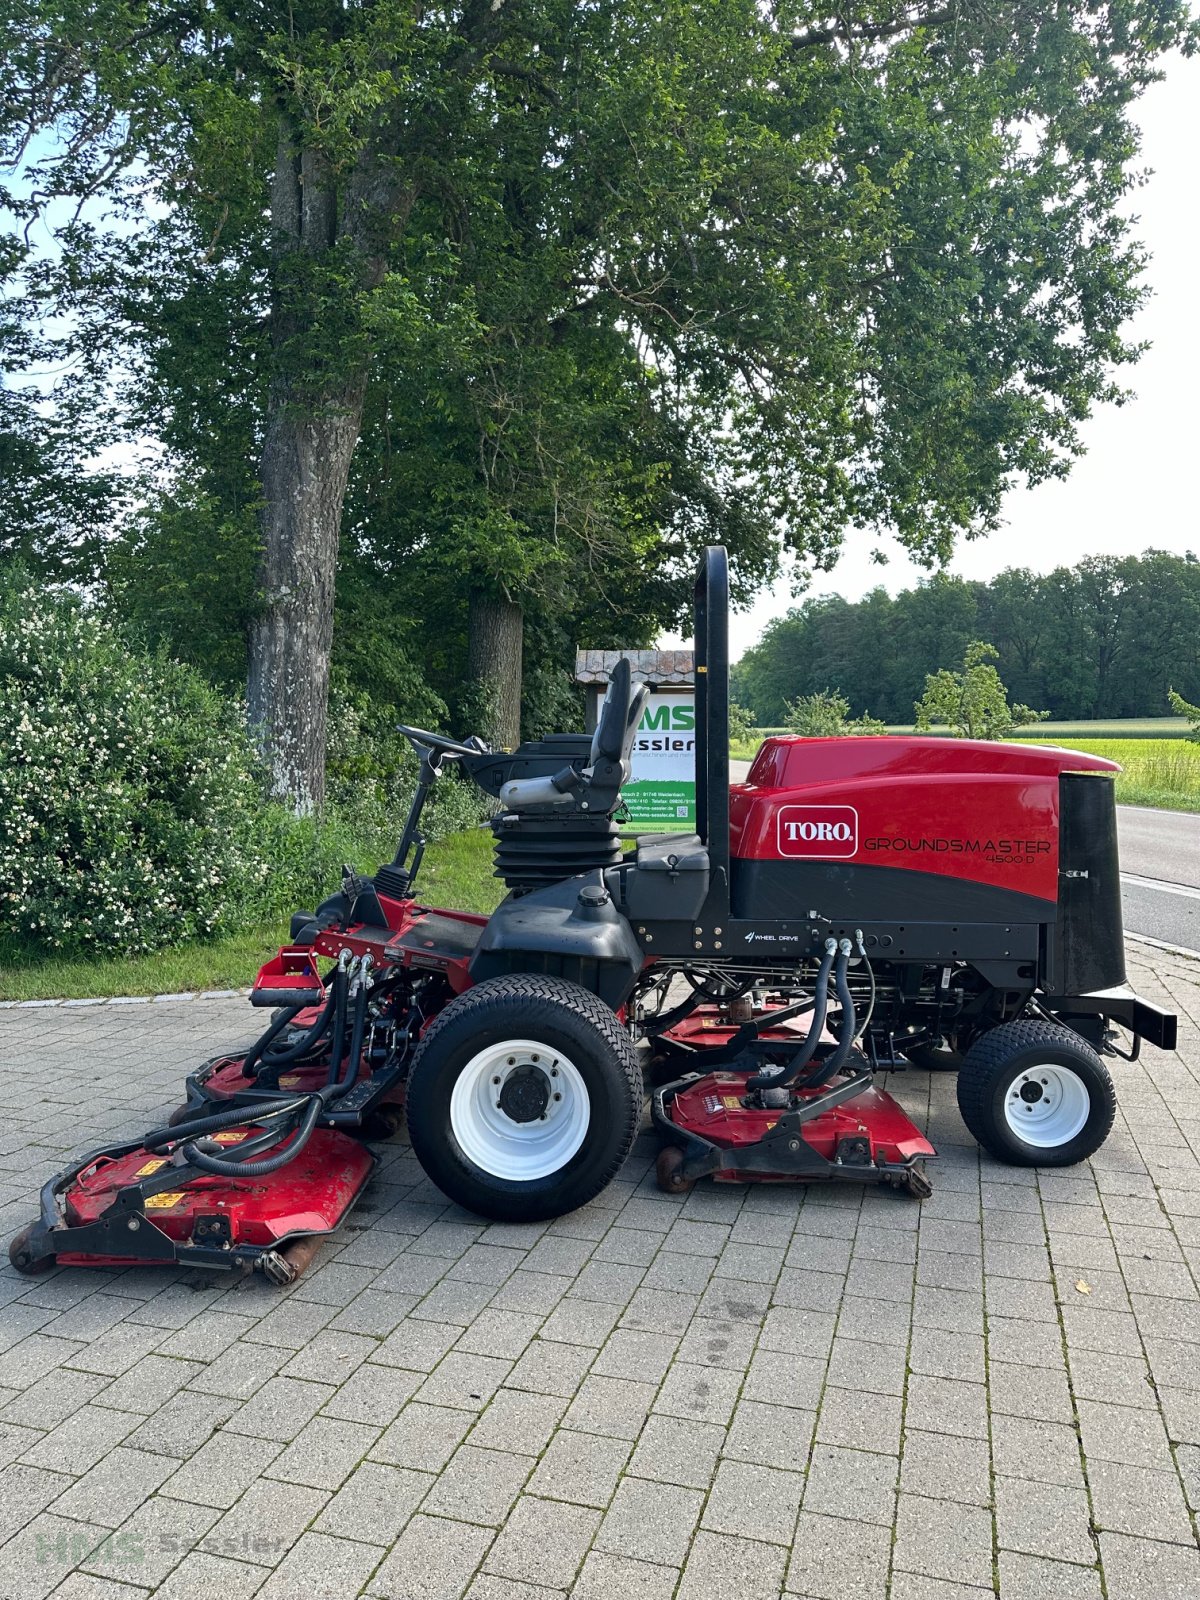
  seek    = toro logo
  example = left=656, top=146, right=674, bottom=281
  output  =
left=777, top=805, right=858, bottom=860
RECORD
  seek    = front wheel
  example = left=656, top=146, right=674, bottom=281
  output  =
left=405, top=975, right=643, bottom=1222
left=956, top=1020, right=1116, bottom=1167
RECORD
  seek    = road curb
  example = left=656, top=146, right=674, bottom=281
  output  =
left=0, top=988, right=253, bottom=1010
left=1126, top=932, right=1200, bottom=962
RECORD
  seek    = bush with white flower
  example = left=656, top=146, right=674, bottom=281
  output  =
left=0, top=568, right=269, bottom=955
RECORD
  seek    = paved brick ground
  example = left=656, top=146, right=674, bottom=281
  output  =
left=0, top=942, right=1197, bottom=1599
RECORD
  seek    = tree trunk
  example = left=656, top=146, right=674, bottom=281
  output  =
left=467, top=589, right=524, bottom=750
left=247, top=389, right=364, bottom=812
left=247, top=128, right=368, bottom=813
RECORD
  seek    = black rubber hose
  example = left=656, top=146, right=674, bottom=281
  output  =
left=244, top=984, right=339, bottom=1079
left=142, top=1094, right=309, bottom=1152
left=177, top=1094, right=323, bottom=1178
left=325, top=982, right=368, bottom=1104
left=748, top=944, right=835, bottom=1092
left=796, top=947, right=856, bottom=1090
left=324, top=965, right=350, bottom=1088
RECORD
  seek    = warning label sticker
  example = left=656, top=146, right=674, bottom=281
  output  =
left=144, top=1192, right=187, bottom=1210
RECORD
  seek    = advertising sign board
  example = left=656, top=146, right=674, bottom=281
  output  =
left=625, top=691, right=697, bottom=831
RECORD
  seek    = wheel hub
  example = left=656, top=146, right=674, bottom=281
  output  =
left=1003, top=1062, right=1089, bottom=1148
left=450, top=1039, right=591, bottom=1181
left=498, top=1066, right=551, bottom=1123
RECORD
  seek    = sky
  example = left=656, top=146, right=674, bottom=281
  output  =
left=691, top=50, right=1200, bottom=661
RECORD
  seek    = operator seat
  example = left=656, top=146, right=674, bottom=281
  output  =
left=485, top=658, right=650, bottom=892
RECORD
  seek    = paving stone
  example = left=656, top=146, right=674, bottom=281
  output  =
left=151, top=1550, right=270, bottom=1599
left=505, top=1338, right=594, bottom=1397
left=97, top=1354, right=202, bottom=1415
left=464, top=1578, right=564, bottom=1600
left=528, top=1429, right=628, bottom=1507
left=537, top=1298, right=622, bottom=1348
left=50, top=1445, right=174, bottom=1528
left=221, top=1376, right=335, bottom=1443
left=890, top=1575, right=996, bottom=1600
left=265, top=1415, right=379, bottom=1490
left=595, top=1475, right=704, bottom=1566
left=742, top=1350, right=825, bottom=1411
left=653, top=1361, right=743, bottom=1426
left=570, top=1551, right=677, bottom=1600
left=1067, top=1346, right=1157, bottom=1409
left=123, top=1391, right=239, bottom=1458
left=702, top=1457, right=804, bottom=1545
left=413, top=1352, right=511, bottom=1411
left=371, top=1401, right=473, bottom=1470
left=0, top=1511, right=107, bottom=1600
left=678, top=1529, right=787, bottom=1600
left=627, top=1413, right=725, bottom=1491
left=904, top=1374, right=989, bottom=1441
left=312, top=1460, right=430, bottom=1542
left=420, top=1445, right=531, bottom=1526
left=81, top=1494, right=221, bottom=1588
left=370, top=1513, right=492, bottom=1600
left=160, top=1430, right=283, bottom=1510
left=454, top=1309, right=544, bottom=1362
left=990, top=1413, right=1083, bottom=1487
left=893, top=1492, right=995, bottom=1589
left=994, top=1474, right=1095, bottom=1566
left=1097, top=1530, right=1200, bottom=1600
left=1086, top=1456, right=1196, bottom=1544
left=19, top=1403, right=140, bottom=1476
left=814, top=1386, right=902, bottom=1455
left=2, top=1366, right=107, bottom=1429
left=467, top=1388, right=567, bottom=1457
left=484, top=1496, right=599, bottom=1590
left=987, top=1359, right=1076, bottom=1424
left=899, top=1429, right=990, bottom=1507
left=1076, top=1397, right=1174, bottom=1469
left=563, top=1374, right=657, bottom=1439
left=370, top=1319, right=460, bottom=1373
left=996, top=1550, right=1102, bottom=1600
left=787, top=1510, right=891, bottom=1600
left=320, top=1362, right=421, bottom=1427
left=723, top=1398, right=815, bottom=1473
left=209, top=1478, right=330, bottom=1567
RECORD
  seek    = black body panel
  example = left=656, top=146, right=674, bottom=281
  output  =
left=470, top=872, right=643, bottom=1008
left=1051, top=772, right=1126, bottom=996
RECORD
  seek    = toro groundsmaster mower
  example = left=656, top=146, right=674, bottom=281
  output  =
left=10, top=548, right=1176, bottom=1281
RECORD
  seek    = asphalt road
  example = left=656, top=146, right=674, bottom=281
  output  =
left=1116, top=804, right=1199, bottom=952
left=728, top=760, right=1198, bottom=952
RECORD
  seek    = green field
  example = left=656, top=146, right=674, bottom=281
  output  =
left=730, top=722, right=1199, bottom=812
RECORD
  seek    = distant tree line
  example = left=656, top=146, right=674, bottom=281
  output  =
left=733, top=550, right=1200, bottom=727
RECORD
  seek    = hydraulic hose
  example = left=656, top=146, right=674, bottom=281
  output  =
left=177, top=1094, right=324, bottom=1178
left=796, top=942, right=856, bottom=1090
left=243, top=982, right=339, bottom=1080
left=142, top=1095, right=310, bottom=1152
left=748, top=942, right=836, bottom=1092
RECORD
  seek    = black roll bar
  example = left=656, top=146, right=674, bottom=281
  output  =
left=694, top=546, right=730, bottom=886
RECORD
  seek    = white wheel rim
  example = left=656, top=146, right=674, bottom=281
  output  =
left=1003, top=1062, right=1090, bottom=1148
left=450, top=1039, right=591, bottom=1181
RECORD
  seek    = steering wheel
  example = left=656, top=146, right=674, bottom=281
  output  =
left=396, top=724, right=486, bottom=759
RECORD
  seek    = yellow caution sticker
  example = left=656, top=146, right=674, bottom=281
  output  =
left=144, top=1192, right=188, bottom=1210
left=721, top=1096, right=742, bottom=1110
left=278, top=1075, right=301, bottom=1087
left=211, top=1131, right=249, bottom=1145
left=134, top=1159, right=166, bottom=1177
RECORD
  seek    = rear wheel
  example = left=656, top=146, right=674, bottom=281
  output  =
left=957, top=1020, right=1115, bottom=1167
left=405, top=975, right=643, bottom=1222
left=9, top=1224, right=54, bottom=1275
left=903, top=1038, right=965, bottom=1073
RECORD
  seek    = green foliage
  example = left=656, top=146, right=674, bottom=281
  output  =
left=0, top=568, right=269, bottom=956
left=5, top=0, right=1196, bottom=725
left=729, top=703, right=757, bottom=744
left=0, top=568, right=486, bottom=959
left=915, top=643, right=1048, bottom=741
left=785, top=690, right=888, bottom=738
left=1167, top=688, right=1200, bottom=743
left=735, top=551, right=1200, bottom=727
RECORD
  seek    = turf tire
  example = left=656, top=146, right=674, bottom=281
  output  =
left=957, top=1019, right=1116, bottom=1167
left=405, top=974, right=643, bottom=1222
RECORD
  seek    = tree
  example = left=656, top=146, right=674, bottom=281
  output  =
left=786, top=691, right=887, bottom=737
left=6, top=0, right=1194, bottom=804
left=1168, top=689, right=1200, bottom=744
left=915, top=643, right=1048, bottom=741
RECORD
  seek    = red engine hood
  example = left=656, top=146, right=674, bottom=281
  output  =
left=731, top=736, right=1119, bottom=901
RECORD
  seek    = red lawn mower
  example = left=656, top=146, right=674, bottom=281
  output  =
left=10, top=548, right=1176, bottom=1282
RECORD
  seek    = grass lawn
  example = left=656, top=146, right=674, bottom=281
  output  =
left=0, top=828, right=504, bottom=1004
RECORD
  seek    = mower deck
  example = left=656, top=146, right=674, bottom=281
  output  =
left=11, top=1126, right=376, bottom=1283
